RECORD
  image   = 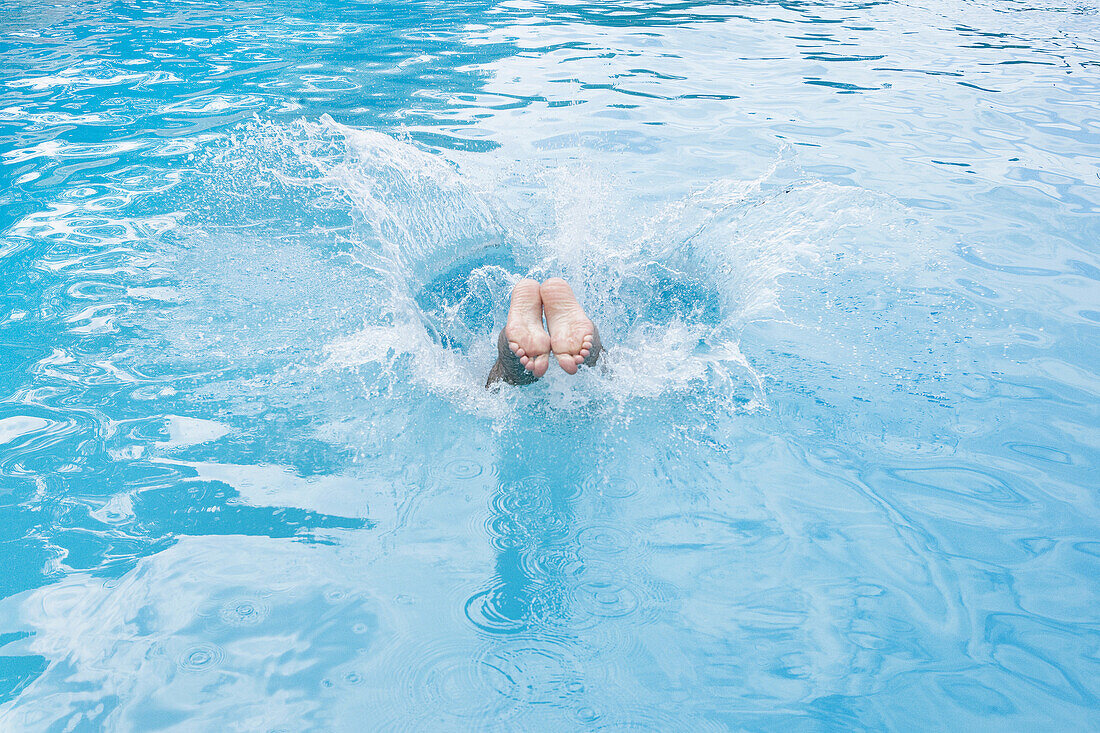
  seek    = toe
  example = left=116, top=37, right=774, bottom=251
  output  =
left=530, top=353, right=549, bottom=378
left=557, top=353, right=579, bottom=374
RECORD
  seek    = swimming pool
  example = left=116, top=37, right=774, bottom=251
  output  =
left=1, top=0, right=1098, bottom=728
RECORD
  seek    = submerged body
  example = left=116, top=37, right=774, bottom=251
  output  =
left=487, top=277, right=603, bottom=387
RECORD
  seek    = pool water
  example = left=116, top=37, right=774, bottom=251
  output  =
left=2, top=0, right=1099, bottom=729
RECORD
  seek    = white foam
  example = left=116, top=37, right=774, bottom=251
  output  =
left=187, top=118, right=925, bottom=424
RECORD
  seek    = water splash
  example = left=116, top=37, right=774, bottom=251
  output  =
left=166, top=115, right=939, bottom=436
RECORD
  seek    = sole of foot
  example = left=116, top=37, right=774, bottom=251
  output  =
left=504, top=278, right=551, bottom=378
left=540, top=277, right=596, bottom=375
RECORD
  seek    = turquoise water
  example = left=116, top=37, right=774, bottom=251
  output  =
left=2, top=0, right=1099, bottom=728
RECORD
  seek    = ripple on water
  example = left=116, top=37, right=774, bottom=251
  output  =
left=485, top=476, right=571, bottom=551
left=324, top=588, right=350, bottom=604
left=552, top=566, right=676, bottom=631
left=575, top=524, right=638, bottom=556
left=218, top=597, right=270, bottom=627
left=572, top=579, right=642, bottom=619
left=360, top=639, right=521, bottom=725
left=490, top=476, right=553, bottom=515
left=0, top=410, right=92, bottom=477
left=984, top=612, right=1100, bottom=707
left=177, top=642, right=226, bottom=673
left=584, top=475, right=640, bottom=499
left=487, top=513, right=571, bottom=552
left=322, top=662, right=368, bottom=690
left=589, top=713, right=728, bottom=733
left=648, top=512, right=785, bottom=554
left=430, top=458, right=497, bottom=483
left=464, top=586, right=529, bottom=635
left=936, top=675, right=1017, bottom=716
left=478, top=638, right=585, bottom=706
left=1004, top=442, right=1073, bottom=465
left=519, top=544, right=582, bottom=580
left=887, top=466, right=1030, bottom=507
left=879, top=465, right=1038, bottom=530
left=446, top=458, right=484, bottom=479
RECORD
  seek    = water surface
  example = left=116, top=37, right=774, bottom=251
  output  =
left=1, top=0, right=1099, bottom=729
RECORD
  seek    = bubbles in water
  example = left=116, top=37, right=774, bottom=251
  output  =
left=323, top=665, right=366, bottom=689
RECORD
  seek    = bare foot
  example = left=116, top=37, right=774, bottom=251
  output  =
left=502, top=278, right=551, bottom=379
left=541, top=277, right=600, bottom=375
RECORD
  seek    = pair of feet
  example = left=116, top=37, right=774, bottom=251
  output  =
left=488, top=277, right=603, bottom=386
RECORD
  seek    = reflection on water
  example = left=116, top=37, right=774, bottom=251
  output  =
left=2, top=0, right=1099, bottom=728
